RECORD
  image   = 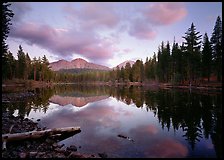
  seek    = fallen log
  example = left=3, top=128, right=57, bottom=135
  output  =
left=2, top=127, right=81, bottom=150
left=117, top=134, right=134, bottom=142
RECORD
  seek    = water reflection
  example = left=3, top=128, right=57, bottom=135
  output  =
left=49, top=95, right=109, bottom=107
left=2, top=85, right=222, bottom=158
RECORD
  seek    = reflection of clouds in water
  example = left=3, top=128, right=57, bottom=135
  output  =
left=127, top=124, right=188, bottom=158
left=37, top=97, right=189, bottom=158
left=40, top=98, right=134, bottom=154
left=41, top=98, right=131, bottom=130
left=27, top=103, right=60, bottom=121
left=130, top=124, right=159, bottom=136
left=145, top=138, right=188, bottom=158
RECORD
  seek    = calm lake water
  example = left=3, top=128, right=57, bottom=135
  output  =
left=2, top=84, right=222, bottom=158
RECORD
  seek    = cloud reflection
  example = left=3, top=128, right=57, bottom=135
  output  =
left=145, top=138, right=188, bottom=158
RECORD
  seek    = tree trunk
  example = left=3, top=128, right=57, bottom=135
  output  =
left=2, top=127, right=81, bottom=143
left=34, top=64, right=36, bottom=81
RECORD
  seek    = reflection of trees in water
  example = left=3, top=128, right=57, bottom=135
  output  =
left=52, top=84, right=110, bottom=97
left=178, top=93, right=203, bottom=150
left=2, top=85, right=112, bottom=117
left=3, top=85, right=222, bottom=158
left=112, top=87, right=222, bottom=157
left=3, top=87, right=55, bottom=117
left=210, top=95, right=222, bottom=158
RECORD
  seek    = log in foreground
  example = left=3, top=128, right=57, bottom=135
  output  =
left=2, top=127, right=81, bottom=143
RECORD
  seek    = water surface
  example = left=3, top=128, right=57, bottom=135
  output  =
left=2, top=85, right=222, bottom=158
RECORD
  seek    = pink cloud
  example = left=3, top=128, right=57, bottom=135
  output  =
left=8, top=2, right=187, bottom=64
left=9, top=22, right=116, bottom=64
left=143, top=2, right=187, bottom=25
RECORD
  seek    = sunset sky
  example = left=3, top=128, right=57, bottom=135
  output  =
left=7, top=2, right=222, bottom=68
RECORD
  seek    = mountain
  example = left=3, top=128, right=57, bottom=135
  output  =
left=49, top=58, right=110, bottom=71
left=113, top=60, right=135, bottom=69
left=49, top=95, right=109, bottom=107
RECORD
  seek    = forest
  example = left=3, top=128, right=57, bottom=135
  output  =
left=2, top=3, right=222, bottom=85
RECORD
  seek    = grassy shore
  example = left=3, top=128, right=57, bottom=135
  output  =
left=2, top=79, right=53, bottom=93
left=2, top=79, right=222, bottom=91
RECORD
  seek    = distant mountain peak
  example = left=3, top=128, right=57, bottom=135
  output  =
left=49, top=58, right=110, bottom=71
left=72, top=58, right=87, bottom=62
left=113, top=60, right=135, bottom=69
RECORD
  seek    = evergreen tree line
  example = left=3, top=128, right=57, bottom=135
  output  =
left=113, top=17, right=222, bottom=84
left=2, top=1, right=222, bottom=84
left=2, top=45, right=53, bottom=81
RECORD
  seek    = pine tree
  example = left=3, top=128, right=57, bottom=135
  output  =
left=25, top=53, right=31, bottom=79
left=182, top=23, right=202, bottom=83
left=171, top=41, right=184, bottom=83
left=152, top=52, right=157, bottom=80
left=210, top=16, right=222, bottom=81
left=42, top=55, right=50, bottom=81
left=9, top=51, right=16, bottom=79
left=145, top=57, right=150, bottom=80
left=17, top=45, right=27, bottom=79
left=156, top=47, right=163, bottom=81
left=164, top=41, right=171, bottom=82
left=116, top=66, right=120, bottom=82
left=171, top=40, right=178, bottom=82
left=2, top=51, right=16, bottom=80
left=2, top=2, right=14, bottom=80
left=120, top=66, right=125, bottom=82
left=201, top=33, right=212, bottom=81
left=2, top=2, right=14, bottom=54
left=124, top=62, right=131, bottom=82
left=132, top=60, right=141, bottom=82
left=140, top=59, right=144, bottom=82
left=32, top=57, right=37, bottom=81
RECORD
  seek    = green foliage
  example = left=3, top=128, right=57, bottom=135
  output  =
left=201, top=33, right=212, bottom=81
left=17, top=45, right=27, bottom=79
left=2, top=2, right=14, bottom=54
left=210, top=16, right=222, bottom=81
left=132, top=60, right=142, bottom=82
left=2, top=51, right=16, bottom=80
left=182, top=23, right=202, bottom=81
left=156, top=41, right=171, bottom=82
left=2, top=2, right=14, bottom=80
left=124, top=62, right=131, bottom=82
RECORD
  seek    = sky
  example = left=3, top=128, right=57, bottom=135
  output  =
left=7, top=2, right=222, bottom=68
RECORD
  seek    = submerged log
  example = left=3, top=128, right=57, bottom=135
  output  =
left=2, top=127, right=81, bottom=144
left=117, top=134, right=134, bottom=142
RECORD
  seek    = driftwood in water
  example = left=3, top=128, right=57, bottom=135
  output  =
left=117, top=134, right=134, bottom=142
left=2, top=127, right=81, bottom=150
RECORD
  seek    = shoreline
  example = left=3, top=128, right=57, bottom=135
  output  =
left=2, top=112, right=101, bottom=158
left=53, top=81, right=222, bottom=91
left=2, top=79, right=222, bottom=92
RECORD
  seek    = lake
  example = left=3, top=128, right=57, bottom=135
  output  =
left=2, top=84, right=222, bottom=158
